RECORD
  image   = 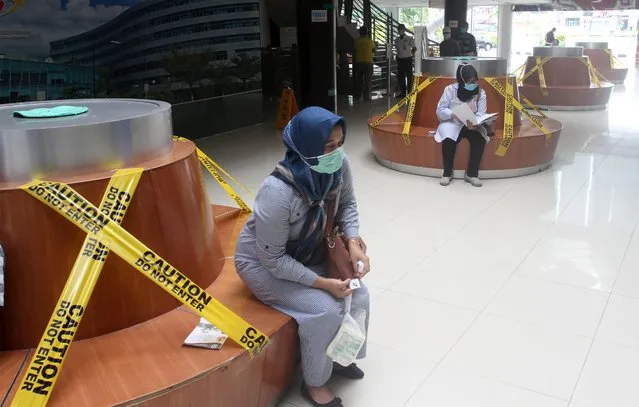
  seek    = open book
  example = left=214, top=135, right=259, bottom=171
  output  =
left=452, top=103, right=498, bottom=126
left=183, top=318, right=228, bottom=350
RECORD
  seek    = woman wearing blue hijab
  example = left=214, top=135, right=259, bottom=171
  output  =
left=235, top=107, right=370, bottom=407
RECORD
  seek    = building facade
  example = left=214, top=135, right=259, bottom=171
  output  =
left=49, top=0, right=261, bottom=88
left=0, top=58, right=92, bottom=103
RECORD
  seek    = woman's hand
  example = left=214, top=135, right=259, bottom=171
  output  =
left=314, top=277, right=353, bottom=298
left=349, top=239, right=370, bottom=279
left=465, top=120, right=478, bottom=130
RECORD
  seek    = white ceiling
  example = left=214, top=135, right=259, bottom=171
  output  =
left=378, top=0, right=552, bottom=7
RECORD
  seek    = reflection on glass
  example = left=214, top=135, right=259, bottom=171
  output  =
left=0, top=0, right=263, bottom=135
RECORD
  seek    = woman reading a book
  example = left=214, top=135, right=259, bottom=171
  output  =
left=234, top=107, right=370, bottom=407
left=434, top=63, right=492, bottom=187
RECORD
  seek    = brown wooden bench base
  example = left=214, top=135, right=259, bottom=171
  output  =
left=368, top=113, right=563, bottom=179
left=0, top=206, right=299, bottom=406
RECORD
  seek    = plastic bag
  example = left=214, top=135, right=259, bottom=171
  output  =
left=326, top=294, right=367, bottom=367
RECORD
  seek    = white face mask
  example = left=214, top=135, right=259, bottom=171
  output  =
left=444, top=33, right=451, bottom=39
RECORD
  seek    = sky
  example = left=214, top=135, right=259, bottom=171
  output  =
left=1, top=0, right=140, bottom=59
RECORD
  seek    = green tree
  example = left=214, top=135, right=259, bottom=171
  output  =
left=399, top=7, right=428, bottom=31
left=210, top=61, right=233, bottom=95
left=229, top=53, right=261, bottom=90
left=162, top=50, right=214, bottom=101
left=96, top=67, right=115, bottom=96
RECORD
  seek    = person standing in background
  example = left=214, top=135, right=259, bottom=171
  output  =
left=394, top=24, right=416, bottom=98
left=354, top=26, right=376, bottom=102
left=545, top=27, right=557, bottom=46
left=439, top=26, right=461, bottom=57
left=458, top=22, right=478, bottom=56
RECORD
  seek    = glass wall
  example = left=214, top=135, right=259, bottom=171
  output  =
left=511, top=9, right=639, bottom=69
left=0, top=0, right=263, bottom=137
left=396, top=6, right=498, bottom=57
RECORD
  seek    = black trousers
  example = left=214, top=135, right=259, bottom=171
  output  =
left=397, top=57, right=413, bottom=95
left=442, top=127, right=487, bottom=178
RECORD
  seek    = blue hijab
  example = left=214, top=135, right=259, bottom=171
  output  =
left=272, top=106, right=346, bottom=263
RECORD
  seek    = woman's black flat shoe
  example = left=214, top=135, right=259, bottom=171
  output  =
left=333, top=362, right=365, bottom=379
left=300, top=382, right=344, bottom=407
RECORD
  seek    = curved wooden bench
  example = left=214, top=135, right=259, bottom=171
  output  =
left=518, top=56, right=614, bottom=110
left=0, top=206, right=299, bottom=406
left=368, top=75, right=563, bottom=179
left=583, top=48, right=629, bottom=85
left=369, top=113, right=562, bottom=179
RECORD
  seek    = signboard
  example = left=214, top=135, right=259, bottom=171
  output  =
left=311, top=9, right=328, bottom=23
left=449, top=20, right=459, bottom=28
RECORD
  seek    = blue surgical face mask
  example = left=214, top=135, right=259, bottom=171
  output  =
left=461, top=27, right=468, bottom=34
left=308, top=147, right=345, bottom=174
left=444, top=33, right=451, bottom=40
left=464, top=83, right=478, bottom=91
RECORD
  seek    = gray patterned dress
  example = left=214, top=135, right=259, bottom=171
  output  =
left=234, top=157, right=369, bottom=387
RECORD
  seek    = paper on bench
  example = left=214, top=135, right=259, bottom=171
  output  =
left=452, top=103, right=498, bottom=126
left=184, top=317, right=229, bottom=350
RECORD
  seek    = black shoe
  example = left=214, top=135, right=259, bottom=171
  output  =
left=300, top=382, right=344, bottom=407
left=333, top=362, right=365, bottom=379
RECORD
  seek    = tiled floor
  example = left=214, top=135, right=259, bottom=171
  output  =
left=198, top=69, right=639, bottom=407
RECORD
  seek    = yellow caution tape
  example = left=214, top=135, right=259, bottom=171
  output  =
left=401, top=76, right=420, bottom=145
left=371, top=76, right=439, bottom=128
left=495, top=79, right=515, bottom=156
left=578, top=57, right=608, bottom=87
left=604, top=48, right=615, bottom=68
left=173, top=136, right=253, bottom=213
left=520, top=94, right=547, bottom=120
left=12, top=168, right=143, bottom=406
left=520, top=56, right=551, bottom=82
left=536, top=57, right=549, bottom=96
left=510, top=62, right=526, bottom=85
left=486, top=77, right=553, bottom=143
left=603, top=48, right=623, bottom=68
left=20, top=181, right=270, bottom=359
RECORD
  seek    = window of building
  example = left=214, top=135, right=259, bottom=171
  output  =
left=565, top=17, right=580, bottom=27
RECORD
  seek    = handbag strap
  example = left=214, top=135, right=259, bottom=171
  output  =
left=324, top=199, right=337, bottom=238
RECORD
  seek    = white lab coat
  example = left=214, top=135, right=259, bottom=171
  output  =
left=394, top=35, right=416, bottom=59
left=434, top=84, right=488, bottom=143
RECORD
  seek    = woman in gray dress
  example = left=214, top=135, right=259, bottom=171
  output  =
left=235, top=106, right=370, bottom=407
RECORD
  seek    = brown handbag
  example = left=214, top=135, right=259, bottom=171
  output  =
left=324, top=200, right=365, bottom=281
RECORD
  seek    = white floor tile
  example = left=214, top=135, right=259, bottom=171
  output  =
left=515, top=244, right=623, bottom=292
left=612, top=236, right=639, bottom=299
left=443, top=314, right=591, bottom=400
left=406, top=366, right=568, bottom=407
left=283, top=343, right=436, bottom=407
left=486, top=275, right=609, bottom=337
left=596, top=294, right=639, bottom=349
left=435, top=230, right=538, bottom=272
left=369, top=290, right=478, bottom=362
left=363, top=225, right=435, bottom=289
left=391, top=256, right=511, bottom=311
left=201, top=71, right=639, bottom=407
left=572, top=340, right=639, bottom=407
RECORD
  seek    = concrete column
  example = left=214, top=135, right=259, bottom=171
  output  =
left=296, top=0, right=336, bottom=111
left=444, top=0, right=467, bottom=38
left=497, top=4, right=513, bottom=63
left=259, top=0, right=271, bottom=47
